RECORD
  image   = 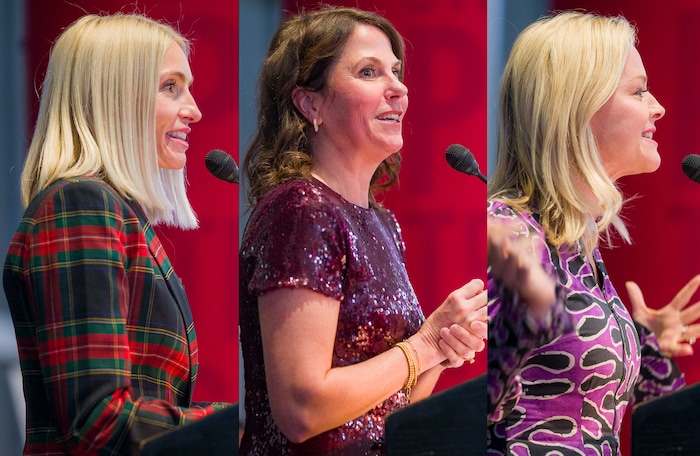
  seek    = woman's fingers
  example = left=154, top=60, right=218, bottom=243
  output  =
left=438, top=324, right=486, bottom=367
left=418, top=280, right=488, bottom=368
left=468, top=319, right=488, bottom=340
left=452, top=280, right=488, bottom=311
left=625, top=281, right=648, bottom=320
left=671, top=275, right=700, bottom=311
left=681, top=301, right=700, bottom=327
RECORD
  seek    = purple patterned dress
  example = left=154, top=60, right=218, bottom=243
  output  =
left=239, top=178, right=425, bottom=456
left=487, top=200, right=684, bottom=456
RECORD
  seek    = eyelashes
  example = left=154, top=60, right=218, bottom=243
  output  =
left=358, top=65, right=402, bottom=78
left=161, top=80, right=177, bottom=93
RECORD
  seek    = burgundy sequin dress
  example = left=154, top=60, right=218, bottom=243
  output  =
left=239, top=178, right=426, bottom=455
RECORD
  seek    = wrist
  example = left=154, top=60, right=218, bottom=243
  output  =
left=408, top=331, right=445, bottom=371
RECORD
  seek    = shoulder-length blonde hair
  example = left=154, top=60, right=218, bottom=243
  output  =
left=22, top=13, right=198, bottom=229
left=243, top=6, right=405, bottom=208
left=489, top=11, right=636, bottom=257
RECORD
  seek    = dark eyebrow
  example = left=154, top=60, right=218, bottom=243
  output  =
left=355, top=56, right=402, bottom=68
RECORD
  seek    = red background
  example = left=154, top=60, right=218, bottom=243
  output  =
left=549, top=1, right=700, bottom=453
left=27, top=1, right=696, bottom=451
left=282, top=0, right=488, bottom=392
left=26, top=0, right=486, bottom=420
left=25, top=1, right=239, bottom=404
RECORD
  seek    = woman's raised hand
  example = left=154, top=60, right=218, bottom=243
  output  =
left=488, top=218, right=556, bottom=321
left=627, top=275, right=700, bottom=357
left=414, top=279, right=487, bottom=369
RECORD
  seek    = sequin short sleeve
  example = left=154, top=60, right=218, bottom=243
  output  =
left=244, top=180, right=348, bottom=301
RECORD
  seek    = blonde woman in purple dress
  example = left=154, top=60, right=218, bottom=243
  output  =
left=487, top=11, right=700, bottom=456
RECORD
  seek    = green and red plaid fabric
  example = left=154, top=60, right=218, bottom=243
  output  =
left=3, top=176, right=224, bottom=455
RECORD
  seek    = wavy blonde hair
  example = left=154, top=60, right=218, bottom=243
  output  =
left=489, top=11, right=636, bottom=257
left=22, top=13, right=198, bottom=229
left=243, top=6, right=405, bottom=208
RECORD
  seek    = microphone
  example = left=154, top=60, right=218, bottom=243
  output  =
left=445, top=144, right=487, bottom=183
left=205, top=149, right=239, bottom=184
left=682, top=154, right=700, bottom=184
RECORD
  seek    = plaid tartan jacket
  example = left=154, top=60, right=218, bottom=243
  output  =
left=3, top=176, right=222, bottom=455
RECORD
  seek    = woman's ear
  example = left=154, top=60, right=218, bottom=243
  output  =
left=292, top=87, right=319, bottom=123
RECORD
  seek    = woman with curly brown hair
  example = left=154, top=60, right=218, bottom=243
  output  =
left=239, top=6, right=487, bottom=455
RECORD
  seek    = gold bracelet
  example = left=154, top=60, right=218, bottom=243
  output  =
left=395, top=341, right=417, bottom=396
left=405, top=338, right=422, bottom=376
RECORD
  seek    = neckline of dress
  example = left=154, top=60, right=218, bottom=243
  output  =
left=310, top=176, right=374, bottom=212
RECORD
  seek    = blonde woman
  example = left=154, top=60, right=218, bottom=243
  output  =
left=487, top=11, right=700, bottom=455
left=3, top=14, right=228, bottom=455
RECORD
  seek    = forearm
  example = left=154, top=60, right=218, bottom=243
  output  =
left=408, top=364, right=445, bottom=402
left=259, top=285, right=460, bottom=443
left=268, top=333, right=445, bottom=443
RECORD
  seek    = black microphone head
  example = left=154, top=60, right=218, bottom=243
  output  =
left=445, top=144, right=480, bottom=176
left=205, top=149, right=239, bottom=184
left=682, top=154, right=700, bottom=184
